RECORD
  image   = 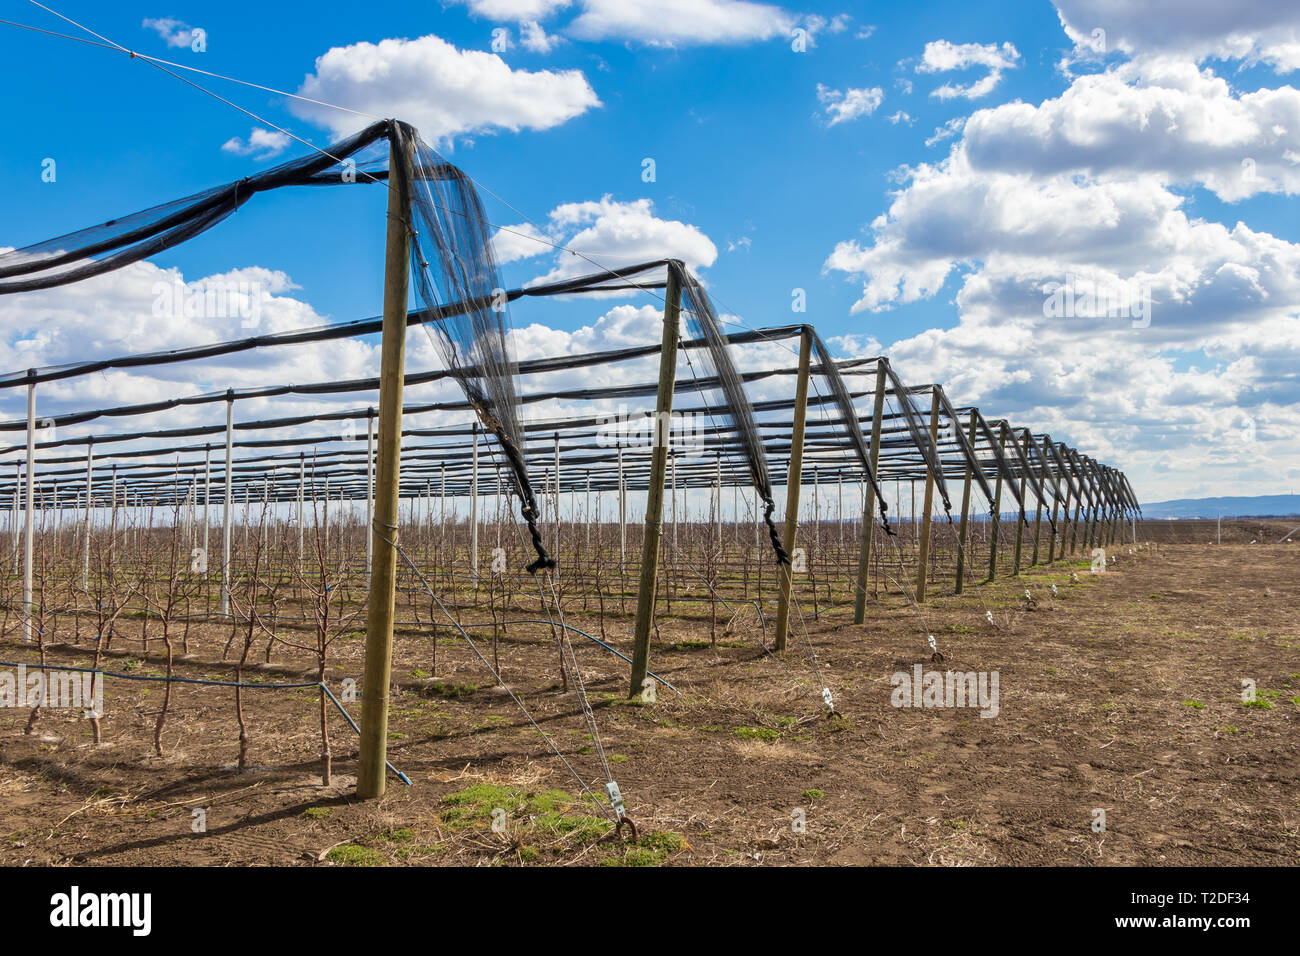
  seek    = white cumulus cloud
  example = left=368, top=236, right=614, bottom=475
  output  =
left=291, top=34, right=600, bottom=145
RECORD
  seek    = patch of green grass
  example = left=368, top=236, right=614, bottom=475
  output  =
left=1229, top=632, right=1253, bottom=641
left=608, top=754, right=628, bottom=763
left=517, top=846, right=541, bottom=863
left=1219, top=725, right=1240, bottom=733
left=376, top=827, right=415, bottom=844
left=596, top=693, right=647, bottom=708
left=303, top=806, right=332, bottom=819
left=801, top=789, right=825, bottom=801
left=439, top=784, right=610, bottom=847
left=733, top=726, right=780, bottom=741
left=426, top=680, right=477, bottom=699
left=534, top=812, right=611, bottom=843
left=1181, top=700, right=1205, bottom=709
left=326, top=844, right=384, bottom=867
left=1242, top=698, right=1274, bottom=709
left=598, top=830, right=689, bottom=867
left=409, top=668, right=429, bottom=680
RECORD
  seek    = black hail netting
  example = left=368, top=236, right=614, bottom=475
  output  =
left=933, top=390, right=995, bottom=505
left=675, top=265, right=791, bottom=564
left=973, top=411, right=1027, bottom=516
left=877, top=361, right=952, bottom=514
left=0, top=121, right=391, bottom=295
left=0, top=116, right=1136, bottom=537
left=807, top=330, right=893, bottom=535
left=1003, top=425, right=1052, bottom=515
left=396, top=122, right=552, bottom=574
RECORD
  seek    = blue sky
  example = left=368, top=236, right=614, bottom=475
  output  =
left=1, top=0, right=1298, bottom=503
left=2, top=0, right=1069, bottom=335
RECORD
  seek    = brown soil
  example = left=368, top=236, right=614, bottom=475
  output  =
left=2, top=529, right=1297, bottom=867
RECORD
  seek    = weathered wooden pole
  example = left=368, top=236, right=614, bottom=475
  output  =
left=470, top=423, right=480, bottom=580
left=365, top=407, right=375, bottom=576
left=81, top=438, right=93, bottom=592
left=954, top=410, right=977, bottom=593
left=22, top=373, right=34, bottom=642
left=358, top=124, right=413, bottom=800
left=915, top=388, right=940, bottom=602
left=297, top=452, right=305, bottom=564
left=987, top=427, right=1004, bottom=582
left=775, top=327, right=813, bottom=651
left=852, top=360, right=888, bottom=623
left=1051, top=451, right=1069, bottom=563
left=220, top=393, right=233, bottom=616
left=552, top=431, right=560, bottom=577
left=1012, top=476, right=1026, bottom=573
left=670, top=450, right=678, bottom=554
left=1030, top=437, right=1044, bottom=566
left=202, top=442, right=212, bottom=569
left=628, top=262, right=682, bottom=697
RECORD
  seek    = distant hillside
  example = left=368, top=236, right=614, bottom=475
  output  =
left=1140, top=495, right=1300, bottom=519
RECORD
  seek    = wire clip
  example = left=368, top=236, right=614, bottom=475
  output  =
left=607, top=780, right=638, bottom=840
left=928, top=633, right=945, bottom=664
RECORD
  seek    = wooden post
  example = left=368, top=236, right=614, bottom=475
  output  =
left=366, top=407, right=375, bottom=576
left=552, top=431, right=560, bottom=578
left=915, top=388, right=940, bottom=602
left=81, top=438, right=93, bottom=593
left=774, top=327, right=813, bottom=651
left=628, top=262, right=682, bottom=697
left=358, top=125, right=413, bottom=800
left=22, top=373, right=34, bottom=642
left=617, top=444, right=626, bottom=571
left=1030, top=438, right=1044, bottom=566
left=220, top=393, right=233, bottom=616
left=470, top=423, right=480, bottom=581
left=297, top=452, right=305, bottom=565
left=954, top=410, right=976, bottom=593
left=1050, top=452, right=1067, bottom=564
left=1012, top=476, right=1025, bottom=574
left=670, top=450, right=677, bottom=554
left=852, top=360, right=888, bottom=623
left=987, top=428, right=1004, bottom=582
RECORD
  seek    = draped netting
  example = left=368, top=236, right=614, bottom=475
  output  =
left=676, top=265, right=791, bottom=564
left=808, top=330, right=894, bottom=535
left=0, top=121, right=391, bottom=295
left=396, top=121, right=553, bottom=573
